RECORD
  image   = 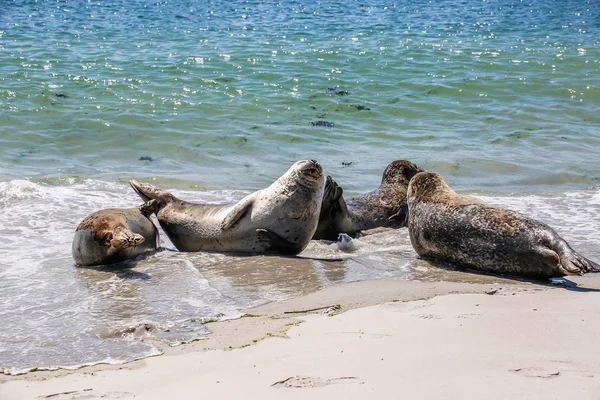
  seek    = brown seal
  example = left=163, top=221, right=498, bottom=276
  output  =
left=313, top=160, right=424, bottom=240
left=72, top=200, right=159, bottom=266
left=129, top=160, right=324, bottom=255
left=406, top=171, right=600, bottom=278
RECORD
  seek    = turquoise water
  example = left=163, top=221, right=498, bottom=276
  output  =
left=1, top=0, right=599, bottom=373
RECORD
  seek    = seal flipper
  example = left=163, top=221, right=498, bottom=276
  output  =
left=140, top=199, right=159, bottom=217
left=583, top=257, right=600, bottom=272
left=129, top=180, right=176, bottom=208
left=220, top=194, right=256, bottom=231
left=256, top=229, right=303, bottom=255
left=551, top=238, right=600, bottom=275
left=313, top=176, right=345, bottom=240
left=387, top=201, right=409, bottom=227
left=563, top=252, right=600, bottom=275
left=319, top=175, right=344, bottom=221
left=579, top=256, right=600, bottom=272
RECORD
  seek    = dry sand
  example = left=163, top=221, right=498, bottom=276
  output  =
left=2, top=275, right=600, bottom=399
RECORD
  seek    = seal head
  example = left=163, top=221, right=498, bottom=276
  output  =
left=406, top=171, right=600, bottom=278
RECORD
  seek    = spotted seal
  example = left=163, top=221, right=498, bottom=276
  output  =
left=72, top=200, right=159, bottom=266
left=129, top=160, right=324, bottom=255
left=313, top=160, right=424, bottom=240
left=406, top=171, right=600, bottom=278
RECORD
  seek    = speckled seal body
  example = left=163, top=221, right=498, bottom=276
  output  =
left=72, top=201, right=159, bottom=266
left=406, top=172, right=600, bottom=278
left=313, top=160, right=424, bottom=240
left=129, top=160, right=324, bottom=255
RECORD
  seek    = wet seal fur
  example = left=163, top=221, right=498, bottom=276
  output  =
left=72, top=200, right=159, bottom=266
left=313, top=160, right=424, bottom=240
left=129, top=160, right=325, bottom=255
left=406, top=172, right=600, bottom=278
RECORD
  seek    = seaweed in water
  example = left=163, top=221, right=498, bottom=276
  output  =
left=311, top=120, right=334, bottom=127
left=326, top=87, right=349, bottom=96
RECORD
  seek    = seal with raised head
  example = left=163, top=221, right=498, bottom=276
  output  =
left=129, top=160, right=325, bottom=255
left=72, top=200, right=159, bottom=266
left=313, top=160, right=424, bottom=240
left=406, top=171, right=600, bottom=278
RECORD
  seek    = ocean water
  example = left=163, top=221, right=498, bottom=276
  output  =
left=1, top=0, right=599, bottom=373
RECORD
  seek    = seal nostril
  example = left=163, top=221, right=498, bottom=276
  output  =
left=310, top=159, right=317, bottom=164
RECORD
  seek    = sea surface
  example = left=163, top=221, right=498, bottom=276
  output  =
left=1, top=0, right=599, bottom=374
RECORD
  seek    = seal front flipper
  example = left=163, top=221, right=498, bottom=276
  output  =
left=387, top=202, right=409, bottom=227
left=256, top=228, right=303, bottom=255
left=314, top=176, right=345, bottom=240
left=319, top=175, right=344, bottom=220
left=139, top=199, right=159, bottom=217
left=220, top=194, right=256, bottom=231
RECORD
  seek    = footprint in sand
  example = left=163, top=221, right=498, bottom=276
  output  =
left=271, top=376, right=363, bottom=388
left=411, top=313, right=442, bottom=320
left=457, top=313, right=481, bottom=319
left=38, top=389, right=133, bottom=399
left=509, top=367, right=561, bottom=378
left=513, top=361, right=597, bottom=379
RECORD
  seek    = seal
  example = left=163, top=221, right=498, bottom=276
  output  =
left=72, top=200, right=159, bottom=266
left=313, top=160, right=424, bottom=240
left=406, top=171, right=600, bottom=278
left=129, top=160, right=325, bottom=255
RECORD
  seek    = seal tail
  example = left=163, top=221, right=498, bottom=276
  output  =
left=129, top=180, right=176, bottom=208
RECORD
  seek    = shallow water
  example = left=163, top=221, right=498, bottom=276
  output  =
left=1, top=0, right=599, bottom=373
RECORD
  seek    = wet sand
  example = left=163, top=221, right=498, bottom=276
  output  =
left=2, top=274, right=600, bottom=399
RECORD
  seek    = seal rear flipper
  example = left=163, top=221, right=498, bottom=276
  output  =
left=563, top=252, right=600, bottom=275
left=220, top=194, right=255, bottom=231
left=256, top=229, right=303, bottom=255
left=129, top=180, right=175, bottom=207
left=583, top=256, right=600, bottom=273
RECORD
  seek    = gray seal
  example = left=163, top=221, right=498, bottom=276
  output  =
left=129, top=160, right=324, bottom=255
left=72, top=200, right=159, bottom=266
left=313, top=160, right=424, bottom=240
left=406, top=171, right=600, bottom=278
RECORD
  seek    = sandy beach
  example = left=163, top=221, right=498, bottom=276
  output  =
left=2, top=274, right=600, bottom=400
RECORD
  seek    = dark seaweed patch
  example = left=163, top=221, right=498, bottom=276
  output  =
left=311, top=120, right=334, bottom=127
left=326, top=87, right=349, bottom=96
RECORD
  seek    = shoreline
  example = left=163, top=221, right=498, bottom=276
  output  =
left=3, top=274, right=600, bottom=399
